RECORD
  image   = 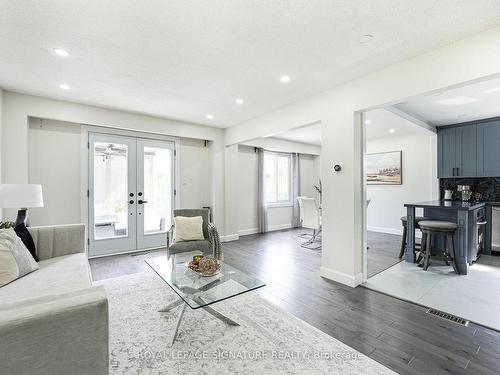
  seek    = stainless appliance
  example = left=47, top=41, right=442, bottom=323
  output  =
left=491, top=206, right=500, bottom=253
left=472, top=207, right=487, bottom=262
left=457, top=185, right=472, bottom=202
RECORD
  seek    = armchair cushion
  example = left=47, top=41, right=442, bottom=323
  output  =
left=168, top=239, right=212, bottom=255
left=174, top=216, right=204, bottom=241
left=173, top=209, right=209, bottom=239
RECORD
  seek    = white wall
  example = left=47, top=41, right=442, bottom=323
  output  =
left=237, top=145, right=320, bottom=235
left=366, top=132, right=437, bottom=235
left=28, top=118, right=82, bottom=225
left=26, top=117, right=214, bottom=228
left=1, top=92, right=227, bottom=235
left=225, top=26, right=500, bottom=286
left=178, top=138, right=212, bottom=209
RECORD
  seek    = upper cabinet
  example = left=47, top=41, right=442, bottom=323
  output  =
left=437, top=124, right=477, bottom=178
left=438, top=118, right=500, bottom=178
left=477, top=119, right=500, bottom=177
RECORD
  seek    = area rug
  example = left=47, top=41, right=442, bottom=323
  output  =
left=97, top=271, right=394, bottom=374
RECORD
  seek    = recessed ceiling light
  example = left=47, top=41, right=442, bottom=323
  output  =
left=389, top=129, right=396, bottom=133
left=365, top=120, right=371, bottom=125
left=59, top=83, right=70, bottom=90
left=235, top=98, right=244, bottom=105
left=358, top=34, right=374, bottom=44
left=53, top=48, right=69, bottom=57
left=280, top=75, right=291, bottom=83
left=435, top=96, right=480, bottom=105
left=206, top=114, right=214, bottom=120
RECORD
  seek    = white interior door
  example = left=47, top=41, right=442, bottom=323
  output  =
left=88, top=133, right=175, bottom=257
left=136, top=138, right=175, bottom=249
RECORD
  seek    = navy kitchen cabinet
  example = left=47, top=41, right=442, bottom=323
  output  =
left=437, top=124, right=477, bottom=178
left=438, top=127, right=456, bottom=178
left=477, top=119, right=500, bottom=177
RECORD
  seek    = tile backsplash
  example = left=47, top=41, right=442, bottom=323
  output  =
left=440, top=177, right=500, bottom=201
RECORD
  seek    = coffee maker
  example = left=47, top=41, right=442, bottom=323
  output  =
left=457, top=185, right=472, bottom=202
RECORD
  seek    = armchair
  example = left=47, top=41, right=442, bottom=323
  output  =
left=167, top=209, right=223, bottom=260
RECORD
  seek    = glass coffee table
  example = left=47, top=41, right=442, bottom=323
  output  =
left=145, top=251, right=265, bottom=346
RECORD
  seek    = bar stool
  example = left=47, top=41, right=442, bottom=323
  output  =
left=399, top=216, right=427, bottom=259
left=418, top=220, right=459, bottom=274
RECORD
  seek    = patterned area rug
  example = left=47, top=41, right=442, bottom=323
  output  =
left=97, top=271, right=394, bottom=374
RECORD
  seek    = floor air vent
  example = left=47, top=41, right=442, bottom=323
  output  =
left=426, top=308, right=469, bottom=326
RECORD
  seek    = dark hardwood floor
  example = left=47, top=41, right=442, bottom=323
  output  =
left=90, top=229, right=500, bottom=374
left=367, top=230, right=403, bottom=277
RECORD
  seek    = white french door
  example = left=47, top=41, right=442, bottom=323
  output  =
left=88, top=133, right=175, bottom=257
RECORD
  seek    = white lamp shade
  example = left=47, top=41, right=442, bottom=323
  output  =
left=0, top=184, right=44, bottom=208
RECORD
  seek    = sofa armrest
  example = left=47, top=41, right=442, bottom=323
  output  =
left=0, top=286, right=108, bottom=375
left=28, top=223, right=86, bottom=260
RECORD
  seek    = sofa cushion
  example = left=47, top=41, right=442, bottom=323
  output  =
left=0, top=229, right=39, bottom=287
left=14, top=223, right=39, bottom=261
left=0, top=253, right=91, bottom=304
left=169, top=239, right=212, bottom=255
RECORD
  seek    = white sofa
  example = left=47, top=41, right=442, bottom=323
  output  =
left=0, top=224, right=108, bottom=375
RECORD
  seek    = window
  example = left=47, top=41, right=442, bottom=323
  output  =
left=264, top=152, right=292, bottom=206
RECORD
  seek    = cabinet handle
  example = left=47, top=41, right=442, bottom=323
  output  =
left=456, top=167, right=460, bottom=176
left=452, top=167, right=455, bottom=176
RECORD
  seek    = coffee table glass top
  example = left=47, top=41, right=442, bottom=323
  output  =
left=145, top=251, right=265, bottom=309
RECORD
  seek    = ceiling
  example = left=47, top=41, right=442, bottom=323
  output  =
left=394, top=75, right=500, bottom=126
left=272, top=123, right=322, bottom=146
left=364, top=108, right=430, bottom=140
left=2, top=1, right=500, bottom=128
left=270, top=108, right=429, bottom=145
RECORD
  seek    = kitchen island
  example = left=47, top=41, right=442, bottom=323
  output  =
left=404, top=200, right=486, bottom=275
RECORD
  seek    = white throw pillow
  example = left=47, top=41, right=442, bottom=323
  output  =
left=0, top=229, right=39, bottom=287
left=174, top=216, right=204, bottom=241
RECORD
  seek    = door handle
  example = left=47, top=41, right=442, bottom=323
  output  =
left=138, top=200, right=148, bottom=204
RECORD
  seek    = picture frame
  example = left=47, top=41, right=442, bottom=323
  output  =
left=366, top=151, right=402, bottom=185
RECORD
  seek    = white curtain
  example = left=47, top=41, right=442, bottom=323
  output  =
left=291, top=153, right=301, bottom=228
left=257, top=148, right=268, bottom=233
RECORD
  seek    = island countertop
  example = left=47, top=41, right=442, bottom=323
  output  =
left=404, top=200, right=486, bottom=211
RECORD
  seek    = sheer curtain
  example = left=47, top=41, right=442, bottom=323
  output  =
left=291, top=153, right=301, bottom=228
left=257, top=148, right=268, bottom=233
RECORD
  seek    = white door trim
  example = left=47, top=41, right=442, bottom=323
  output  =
left=81, top=125, right=180, bottom=257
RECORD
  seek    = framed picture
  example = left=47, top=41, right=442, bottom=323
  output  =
left=366, top=151, right=402, bottom=185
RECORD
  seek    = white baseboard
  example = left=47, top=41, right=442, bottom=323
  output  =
left=238, top=224, right=293, bottom=237
left=269, top=223, right=293, bottom=231
left=238, top=228, right=259, bottom=236
left=320, top=266, right=363, bottom=287
left=367, top=225, right=422, bottom=239
left=220, top=234, right=239, bottom=242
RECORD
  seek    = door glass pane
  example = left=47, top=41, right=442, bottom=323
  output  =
left=143, top=146, right=172, bottom=234
left=93, top=143, right=128, bottom=239
left=277, top=155, right=290, bottom=202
